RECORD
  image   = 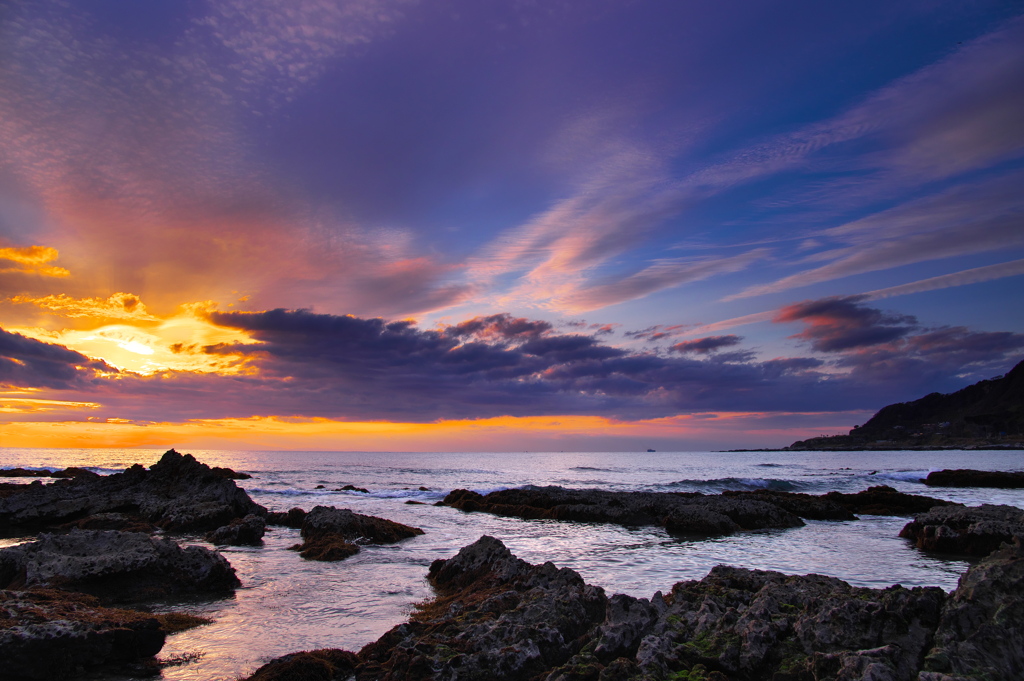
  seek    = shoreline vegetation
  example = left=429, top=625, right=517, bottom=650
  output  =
left=0, top=452, right=1022, bottom=679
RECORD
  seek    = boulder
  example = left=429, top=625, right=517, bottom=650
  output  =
left=267, top=507, right=307, bottom=528
left=0, top=449, right=265, bottom=535
left=206, top=514, right=266, bottom=546
left=924, top=469, right=1024, bottom=489
left=243, top=649, right=359, bottom=681
left=0, top=589, right=165, bottom=680
left=0, top=529, right=240, bottom=603
left=899, top=504, right=1024, bottom=555
left=822, top=485, right=960, bottom=516
left=921, top=538, right=1024, bottom=680
left=289, top=506, right=424, bottom=562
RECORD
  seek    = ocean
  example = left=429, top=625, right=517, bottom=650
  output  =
left=1, top=447, right=1023, bottom=681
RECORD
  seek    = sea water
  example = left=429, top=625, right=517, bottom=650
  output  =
left=1, top=448, right=1022, bottom=681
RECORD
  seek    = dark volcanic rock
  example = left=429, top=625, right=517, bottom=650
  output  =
left=244, top=649, right=359, bottom=681
left=0, top=467, right=99, bottom=479
left=0, top=589, right=165, bottom=680
left=206, top=514, right=266, bottom=546
left=0, top=529, right=240, bottom=603
left=900, top=504, right=1024, bottom=555
left=822, top=485, right=960, bottom=516
left=357, top=535, right=608, bottom=680
left=57, top=512, right=158, bottom=534
left=924, top=468, right=1024, bottom=488
left=290, top=506, right=424, bottom=561
left=921, top=538, right=1024, bottom=680
left=246, top=535, right=1024, bottom=681
left=267, top=507, right=307, bottom=528
left=442, top=486, right=806, bottom=537
left=0, top=449, right=265, bottom=535
left=722, top=489, right=857, bottom=520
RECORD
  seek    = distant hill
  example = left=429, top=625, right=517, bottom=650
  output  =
left=788, top=359, right=1024, bottom=451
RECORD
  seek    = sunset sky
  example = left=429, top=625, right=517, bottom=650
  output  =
left=1, top=0, right=1023, bottom=451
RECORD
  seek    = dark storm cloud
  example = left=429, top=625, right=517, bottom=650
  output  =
left=670, top=335, right=743, bottom=354
left=0, top=327, right=114, bottom=388
left=775, top=295, right=917, bottom=352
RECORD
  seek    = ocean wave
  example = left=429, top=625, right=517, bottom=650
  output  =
left=869, top=470, right=930, bottom=483
left=568, top=466, right=618, bottom=472
left=661, top=477, right=804, bottom=492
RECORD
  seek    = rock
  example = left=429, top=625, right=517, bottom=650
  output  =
left=289, top=506, right=424, bottom=561
left=336, top=484, right=370, bottom=493
left=0, top=467, right=98, bottom=479
left=57, top=512, right=158, bottom=534
left=206, top=514, right=266, bottom=545
left=722, top=489, right=856, bottom=520
left=267, top=507, right=307, bottom=528
left=900, top=504, right=1024, bottom=555
left=0, top=529, right=240, bottom=603
left=442, top=486, right=806, bottom=537
left=209, top=466, right=252, bottom=480
left=357, top=535, right=608, bottom=680
left=250, top=535, right=1024, bottom=681
left=243, top=649, right=359, bottom=681
left=924, top=469, right=1024, bottom=488
left=921, top=538, right=1024, bottom=680
left=822, top=485, right=960, bottom=516
left=0, top=588, right=165, bottom=680
left=0, top=449, right=266, bottom=535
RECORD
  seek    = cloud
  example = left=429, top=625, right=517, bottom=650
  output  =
left=864, top=258, right=1024, bottom=300
left=0, top=245, right=69, bottom=277
left=730, top=172, right=1024, bottom=299
left=774, top=295, right=916, bottom=352
left=670, top=335, right=743, bottom=354
left=10, top=292, right=159, bottom=321
left=0, top=327, right=115, bottom=389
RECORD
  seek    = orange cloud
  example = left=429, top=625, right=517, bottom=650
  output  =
left=10, top=292, right=158, bottom=321
left=0, top=245, right=69, bottom=277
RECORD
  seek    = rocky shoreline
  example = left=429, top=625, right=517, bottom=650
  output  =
left=1, top=450, right=1023, bottom=680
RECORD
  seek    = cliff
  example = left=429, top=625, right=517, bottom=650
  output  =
left=788, top=358, right=1024, bottom=450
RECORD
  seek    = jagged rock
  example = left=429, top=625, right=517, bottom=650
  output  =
left=289, top=506, right=424, bottom=562
left=249, top=536, right=1024, bottom=681
left=0, top=529, right=239, bottom=603
left=0, top=449, right=265, bottom=535
left=922, top=538, right=1024, bottom=679
left=0, top=589, right=165, bottom=680
left=924, top=468, right=1024, bottom=489
left=267, top=507, right=307, bottom=528
left=899, top=504, right=1024, bottom=555
left=206, top=514, right=266, bottom=546
left=442, top=486, right=806, bottom=537
left=57, top=512, right=158, bottom=534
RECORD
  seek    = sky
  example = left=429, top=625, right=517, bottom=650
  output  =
left=1, top=0, right=1023, bottom=451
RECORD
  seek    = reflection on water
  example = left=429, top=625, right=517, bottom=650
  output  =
left=0, top=448, right=1020, bottom=680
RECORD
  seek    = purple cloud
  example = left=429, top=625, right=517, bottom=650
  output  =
left=670, top=335, right=743, bottom=354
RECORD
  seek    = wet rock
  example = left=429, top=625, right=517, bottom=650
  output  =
left=0, top=529, right=240, bottom=603
left=899, top=504, right=1024, bottom=555
left=442, top=486, right=805, bottom=536
left=289, top=506, right=424, bottom=561
left=0, top=449, right=265, bottom=535
left=206, top=514, right=266, bottom=546
left=243, top=649, right=359, bottom=681
left=336, top=484, right=370, bottom=493
left=722, top=489, right=857, bottom=520
left=249, top=535, right=1024, bottom=681
left=922, top=538, right=1024, bottom=680
left=357, top=535, right=608, bottom=680
left=924, top=468, right=1024, bottom=489
left=267, top=507, right=307, bottom=528
left=823, top=485, right=961, bottom=516
left=0, top=588, right=165, bottom=680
